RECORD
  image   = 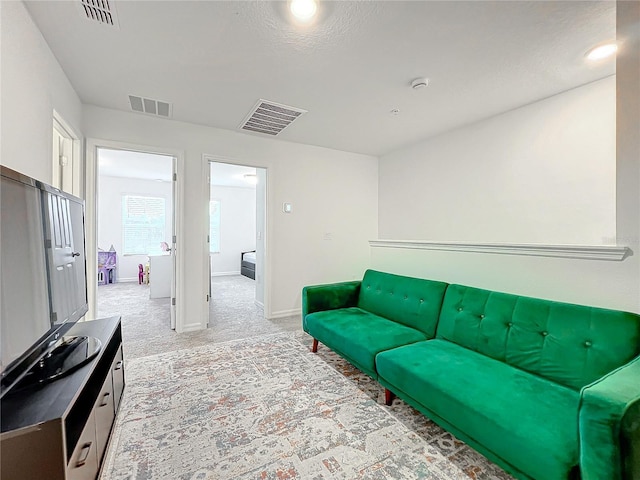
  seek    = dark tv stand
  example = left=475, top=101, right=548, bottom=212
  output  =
left=1, top=317, right=124, bottom=480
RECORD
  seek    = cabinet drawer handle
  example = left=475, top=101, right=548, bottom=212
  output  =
left=76, top=442, right=92, bottom=467
left=114, top=361, right=123, bottom=371
left=99, top=392, right=111, bottom=406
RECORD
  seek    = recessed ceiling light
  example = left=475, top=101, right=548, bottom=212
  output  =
left=390, top=108, right=400, bottom=115
left=585, top=43, right=618, bottom=61
left=290, top=0, right=318, bottom=22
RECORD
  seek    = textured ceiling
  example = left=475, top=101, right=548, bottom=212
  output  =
left=25, top=1, right=615, bottom=156
left=98, top=149, right=173, bottom=181
left=210, top=162, right=257, bottom=189
left=97, top=148, right=256, bottom=187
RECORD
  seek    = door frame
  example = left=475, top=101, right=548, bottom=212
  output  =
left=53, top=110, right=82, bottom=197
left=202, top=154, right=270, bottom=321
left=85, top=138, right=185, bottom=331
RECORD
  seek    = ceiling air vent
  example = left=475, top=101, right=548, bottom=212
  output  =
left=128, top=95, right=172, bottom=118
left=239, top=100, right=307, bottom=136
left=78, top=0, right=119, bottom=28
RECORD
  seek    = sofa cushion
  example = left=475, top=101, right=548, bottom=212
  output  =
left=436, top=284, right=640, bottom=390
left=304, top=307, right=427, bottom=378
left=357, top=270, right=448, bottom=337
left=376, top=339, right=580, bottom=480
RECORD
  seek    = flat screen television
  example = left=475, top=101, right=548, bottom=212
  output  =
left=0, top=166, right=98, bottom=398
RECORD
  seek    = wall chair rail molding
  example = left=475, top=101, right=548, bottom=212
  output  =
left=369, top=240, right=631, bottom=261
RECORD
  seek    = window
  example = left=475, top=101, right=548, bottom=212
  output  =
left=209, top=199, right=220, bottom=253
left=122, top=195, right=166, bottom=255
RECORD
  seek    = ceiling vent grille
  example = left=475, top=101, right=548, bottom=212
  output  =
left=79, top=0, right=119, bottom=28
left=128, top=95, right=172, bottom=118
left=239, top=100, right=307, bottom=136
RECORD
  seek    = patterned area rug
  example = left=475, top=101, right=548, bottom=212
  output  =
left=100, top=334, right=513, bottom=480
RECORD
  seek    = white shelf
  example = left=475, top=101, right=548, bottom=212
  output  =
left=369, top=240, right=630, bottom=261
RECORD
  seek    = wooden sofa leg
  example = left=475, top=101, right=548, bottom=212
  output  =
left=385, top=389, right=394, bottom=406
left=311, top=339, right=318, bottom=353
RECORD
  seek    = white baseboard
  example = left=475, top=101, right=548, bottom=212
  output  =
left=181, top=322, right=204, bottom=332
left=211, top=271, right=241, bottom=277
left=115, top=277, right=139, bottom=283
left=269, top=308, right=301, bottom=319
left=97, top=277, right=138, bottom=284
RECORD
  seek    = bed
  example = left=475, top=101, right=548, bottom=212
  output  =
left=240, top=250, right=256, bottom=280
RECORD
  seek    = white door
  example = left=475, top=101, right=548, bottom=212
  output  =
left=206, top=165, right=211, bottom=326
left=52, top=123, right=74, bottom=195
left=43, top=192, right=86, bottom=324
left=170, top=157, right=177, bottom=330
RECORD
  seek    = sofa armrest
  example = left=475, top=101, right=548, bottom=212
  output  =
left=579, top=355, right=640, bottom=480
left=302, top=281, right=361, bottom=317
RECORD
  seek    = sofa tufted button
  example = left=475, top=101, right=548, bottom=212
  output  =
left=367, top=285, right=371, bottom=289
left=479, top=314, right=485, bottom=319
left=404, top=295, right=408, bottom=300
left=541, top=331, right=548, bottom=337
left=507, top=322, right=513, bottom=327
left=458, top=307, right=463, bottom=312
left=584, top=341, right=592, bottom=347
left=419, top=299, right=424, bottom=303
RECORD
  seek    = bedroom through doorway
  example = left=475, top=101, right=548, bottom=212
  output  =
left=96, top=148, right=177, bottom=334
left=207, top=161, right=267, bottom=330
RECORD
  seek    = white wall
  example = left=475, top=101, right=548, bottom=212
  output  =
left=379, top=77, right=616, bottom=244
left=209, top=185, right=256, bottom=275
left=83, top=105, right=378, bottom=325
left=98, top=175, right=173, bottom=282
left=11, top=0, right=635, bottom=325
left=375, top=75, right=640, bottom=313
left=0, top=1, right=83, bottom=184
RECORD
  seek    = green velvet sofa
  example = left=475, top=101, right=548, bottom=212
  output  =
left=302, top=269, right=640, bottom=480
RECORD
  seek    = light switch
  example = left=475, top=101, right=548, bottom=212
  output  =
left=283, top=203, right=292, bottom=213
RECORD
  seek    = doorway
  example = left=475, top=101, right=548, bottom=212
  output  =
left=52, top=112, right=81, bottom=196
left=207, top=160, right=267, bottom=327
left=95, top=148, right=177, bottom=330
